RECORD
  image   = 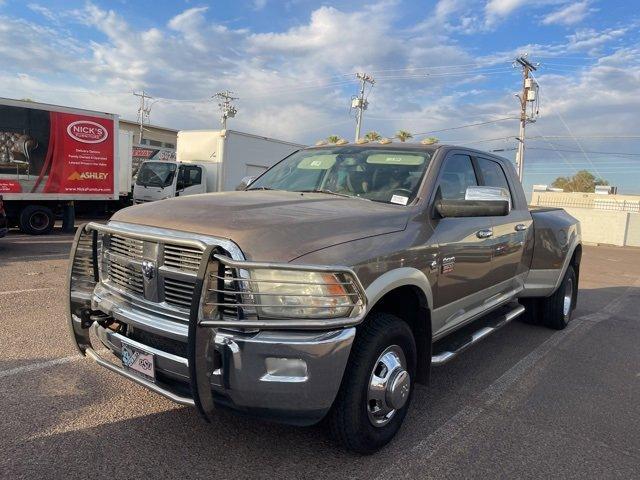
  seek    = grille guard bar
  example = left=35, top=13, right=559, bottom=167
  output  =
left=67, top=221, right=368, bottom=421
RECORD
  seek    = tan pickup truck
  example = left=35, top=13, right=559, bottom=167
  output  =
left=68, top=143, right=581, bottom=453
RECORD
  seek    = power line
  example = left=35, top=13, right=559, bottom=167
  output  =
left=412, top=116, right=517, bottom=137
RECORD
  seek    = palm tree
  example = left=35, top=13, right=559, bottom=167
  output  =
left=364, top=131, right=381, bottom=142
left=396, top=130, right=413, bottom=142
left=326, top=135, right=341, bottom=144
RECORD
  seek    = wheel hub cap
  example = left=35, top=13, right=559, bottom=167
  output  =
left=367, top=345, right=410, bottom=427
left=563, top=277, right=573, bottom=317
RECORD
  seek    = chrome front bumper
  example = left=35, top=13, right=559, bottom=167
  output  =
left=88, top=318, right=354, bottom=424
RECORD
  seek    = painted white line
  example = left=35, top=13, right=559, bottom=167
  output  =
left=0, top=287, right=57, bottom=295
left=376, top=281, right=640, bottom=479
left=0, top=355, right=81, bottom=378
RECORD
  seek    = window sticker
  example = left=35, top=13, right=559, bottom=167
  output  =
left=390, top=194, right=409, bottom=205
left=297, top=155, right=337, bottom=170
left=366, top=154, right=425, bottom=165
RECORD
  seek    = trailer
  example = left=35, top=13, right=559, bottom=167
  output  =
left=133, top=129, right=304, bottom=203
left=0, top=98, right=126, bottom=234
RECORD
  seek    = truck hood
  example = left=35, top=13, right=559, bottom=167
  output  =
left=111, top=191, right=410, bottom=262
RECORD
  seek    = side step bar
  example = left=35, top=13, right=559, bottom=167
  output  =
left=431, top=303, right=525, bottom=366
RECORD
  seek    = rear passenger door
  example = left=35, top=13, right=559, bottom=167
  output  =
left=475, top=157, right=532, bottom=292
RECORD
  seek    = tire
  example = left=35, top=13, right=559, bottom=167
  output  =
left=327, top=312, right=417, bottom=454
left=18, top=205, right=55, bottom=235
left=540, top=265, right=577, bottom=330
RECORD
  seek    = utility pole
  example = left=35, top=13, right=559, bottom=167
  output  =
left=133, top=90, right=153, bottom=145
left=213, top=91, right=238, bottom=129
left=352, top=73, right=374, bottom=141
left=514, top=55, right=538, bottom=181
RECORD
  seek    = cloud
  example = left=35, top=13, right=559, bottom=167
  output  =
left=253, top=0, right=268, bottom=10
left=0, top=0, right=638, bottom=189
left=542, top=1, right=594, bottom=26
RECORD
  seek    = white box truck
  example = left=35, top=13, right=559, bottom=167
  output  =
left=133, top=129, right=304, bottom=203
left=0, top=98, right=135, bottom=234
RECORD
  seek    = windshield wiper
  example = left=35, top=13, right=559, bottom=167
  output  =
left=247, top=186, right=277, bottom=191
left=297, top=189, right=354, bottom=198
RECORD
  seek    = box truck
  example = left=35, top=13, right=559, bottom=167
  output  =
left=133, top=129, right=304, bottom=203
left=0, top=97, right=134, bottom=234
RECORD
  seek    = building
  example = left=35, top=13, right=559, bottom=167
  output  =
left=119, top=119, right=178, bottom=149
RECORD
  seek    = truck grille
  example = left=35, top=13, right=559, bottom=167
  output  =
left=164, top=277, right=196, bottom=309
left=164, top=244, right=202, bottom=272
left=103, top=232, right=205, bottom=315
left=110, top=234, right=144, bottom=261
left=107, top=261, right=144, bottom=295
left=219, top=265, right=241, bottom=320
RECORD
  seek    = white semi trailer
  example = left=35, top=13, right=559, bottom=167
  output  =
left=133, top=129, right=304, bottom=203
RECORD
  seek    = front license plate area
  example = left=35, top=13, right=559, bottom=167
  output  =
left=121, top=343, right=155, bottom=382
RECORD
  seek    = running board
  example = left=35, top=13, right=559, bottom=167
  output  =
left=431, top=303, right=525, bottom=366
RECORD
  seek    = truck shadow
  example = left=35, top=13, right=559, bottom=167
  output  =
left=4, top=285, right=636, bottom=479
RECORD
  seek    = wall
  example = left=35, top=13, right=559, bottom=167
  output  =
left=557, top=207, right=640, bottom=247
left=119, top=120, right=178, bottom=148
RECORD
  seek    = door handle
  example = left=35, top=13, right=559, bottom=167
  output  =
left=476, top=229, right=493, bottom=239
left=514, top=224, right=527, bottom=232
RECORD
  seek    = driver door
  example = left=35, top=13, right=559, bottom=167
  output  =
left=177, top=165, right=205, bottom=197
left=431, top=153, right=495, bottom=334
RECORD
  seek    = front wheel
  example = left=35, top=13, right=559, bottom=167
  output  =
left=327, top=312, right=416, bottom=454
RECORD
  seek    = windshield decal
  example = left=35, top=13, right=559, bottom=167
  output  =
left=390, top=195, right=409, bottom=205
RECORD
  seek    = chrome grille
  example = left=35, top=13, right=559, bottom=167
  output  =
left=164, top=244, right=203, bottom=272
left=164, top=277, right=196, bottom=309
left=102, top=231, right=206, bottom=315
left=107, top=261, right=144, bottom=295
left=110, top=234, right=143, bottom=261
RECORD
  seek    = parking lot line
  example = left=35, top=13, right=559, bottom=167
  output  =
left=0, top=355, right=81, bottom=378
left=0, top=287, right=58, bottom=295
left=376, top=280, right=640, bottom=479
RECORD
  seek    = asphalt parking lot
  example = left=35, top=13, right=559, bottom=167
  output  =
left=1, top=229, right=639, bottom=479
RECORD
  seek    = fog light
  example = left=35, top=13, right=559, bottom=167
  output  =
left=261, top=357, right=308, bottom=382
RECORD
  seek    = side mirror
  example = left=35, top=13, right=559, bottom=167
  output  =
left=436, top=186, right=511, bottom=218
left=236, top=175, right=257, bottom=191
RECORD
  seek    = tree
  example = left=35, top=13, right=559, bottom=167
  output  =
left=326, top=135, right=341, bottom=144
left=396, top=130, right=413, bottom=142
left=551, top=170, right=609, bottom=192
left=364, top=131, right=381, bottom=141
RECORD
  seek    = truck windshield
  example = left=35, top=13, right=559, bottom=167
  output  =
left=249, top=147, right=432, bottom=204
left=136, top=162, right=177, bottom=188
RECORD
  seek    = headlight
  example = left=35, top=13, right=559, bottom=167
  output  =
left=201, top=255, right=366, bottom=325
left=251, top=269, right=356, bottom=319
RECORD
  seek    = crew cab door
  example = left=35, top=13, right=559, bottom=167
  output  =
left=475, top=156, right=532, bottom=292
left=430, top=152, right=494, bottom=332
left=176, top=165, right=205, bottom=197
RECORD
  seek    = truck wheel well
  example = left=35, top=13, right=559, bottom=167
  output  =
left=367, top=286, right=431, bottom=384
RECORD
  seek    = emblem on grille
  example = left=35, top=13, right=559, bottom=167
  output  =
left=141, top=260, right=156, bottom=280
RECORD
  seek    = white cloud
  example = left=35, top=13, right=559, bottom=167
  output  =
left=542, top=1, right=594, bottom=26
left=253, top=0, right=268, bottom=10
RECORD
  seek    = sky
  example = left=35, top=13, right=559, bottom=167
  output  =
left=1, top=0, right=639, bottom=196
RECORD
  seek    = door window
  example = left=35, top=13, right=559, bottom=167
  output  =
left=477, top=158, right=512, bottom=202
left=178, top=166, right=202, bottom=189
left=438, top=154, right=478, bottom=200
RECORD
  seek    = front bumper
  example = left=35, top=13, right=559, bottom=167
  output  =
left=88, top=319, right=354, bottom=425
left=67, top=222, right=357, bottom=426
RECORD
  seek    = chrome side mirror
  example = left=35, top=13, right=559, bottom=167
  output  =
left=236, top=175, right=257, bottom=191
left=436, top=186, right=511, bottom=218
left=465, top=186, right=511, bottom=213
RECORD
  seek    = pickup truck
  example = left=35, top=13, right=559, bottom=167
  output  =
left=68, top=143, right=581, bottom=453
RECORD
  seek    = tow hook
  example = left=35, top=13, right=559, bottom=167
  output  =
left=79, top=308, right=113, bottom=329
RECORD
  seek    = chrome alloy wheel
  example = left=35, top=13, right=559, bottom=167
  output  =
left=563, top=276, right=574, bottom=317
left=367, top=345, right=410, bottom=427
